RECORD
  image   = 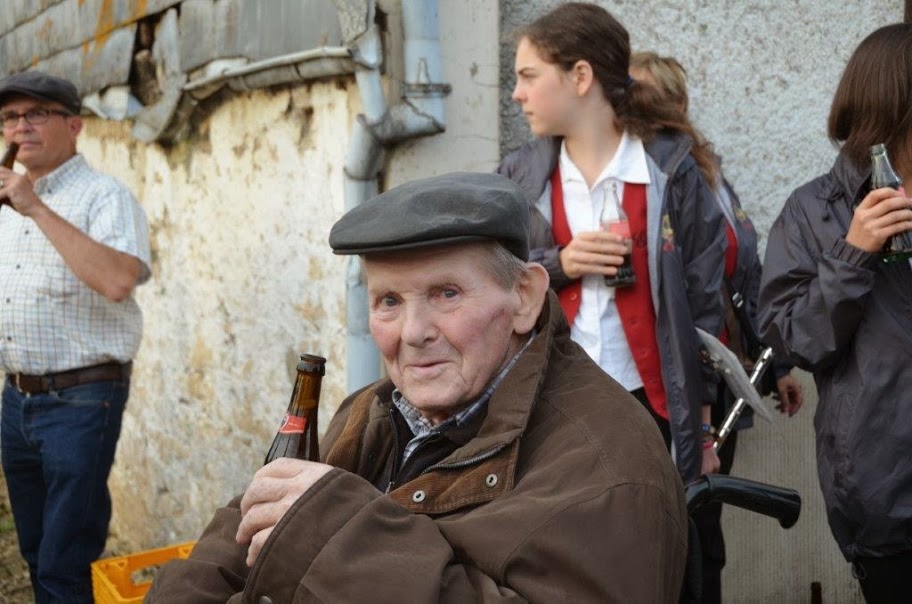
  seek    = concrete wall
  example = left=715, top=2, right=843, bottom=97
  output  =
left=498, top=1, right=901, bottom=602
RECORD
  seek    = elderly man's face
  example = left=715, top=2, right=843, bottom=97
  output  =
left=366, top=244, right=532, bottom=425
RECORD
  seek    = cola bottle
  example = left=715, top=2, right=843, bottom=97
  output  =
left=870, top=144, right=912, bottom=262
left=264, top=353, right=326, bottom=464
left=601, top=183, right=636, bottom=287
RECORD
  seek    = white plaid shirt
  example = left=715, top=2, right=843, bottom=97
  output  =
left=0, top=154, right=151, bottom=374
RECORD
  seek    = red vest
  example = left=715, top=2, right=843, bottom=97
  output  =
left=719, top=222, right=739, bottom=347
left=550, top=168, right=668, bottom=419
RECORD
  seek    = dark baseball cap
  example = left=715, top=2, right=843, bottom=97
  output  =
left=0, top=71, right=81, bottom=115
left=329, top=172, right=530, bottom=261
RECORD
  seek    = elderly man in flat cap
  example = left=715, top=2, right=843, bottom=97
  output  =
left=148, top=172, right=686, bottom=603
left=0, top=71, right=150, bottom=602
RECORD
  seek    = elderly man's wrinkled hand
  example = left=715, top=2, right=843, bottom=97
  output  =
left=236, top=457, right=333, bottom=566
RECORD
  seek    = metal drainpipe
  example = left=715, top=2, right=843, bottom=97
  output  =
left=342, top=0, right=449, bottom=393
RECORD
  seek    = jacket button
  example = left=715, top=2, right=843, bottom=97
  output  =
left=569, top=292, right=578, bottom=301
left=259, top=597, right=274, bottom=604
left=485, top=474, right=498, bottom=487
left=412, top=490, right=426, bottom=503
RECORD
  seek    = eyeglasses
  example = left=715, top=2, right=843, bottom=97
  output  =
left=0, top=108, right=73, bottom=129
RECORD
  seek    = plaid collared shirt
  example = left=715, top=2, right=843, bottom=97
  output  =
left=393, top=332, right=536, bottom=463
left=0, top=154, right=151, bottom=374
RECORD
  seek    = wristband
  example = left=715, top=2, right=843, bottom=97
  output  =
left=701, top=423, right=717, bottom=447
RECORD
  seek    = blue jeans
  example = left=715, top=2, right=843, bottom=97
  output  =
left=1, top=377, right=129, bottom=604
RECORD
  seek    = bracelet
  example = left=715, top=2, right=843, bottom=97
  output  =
left=701, top=423, right=717, bottom=450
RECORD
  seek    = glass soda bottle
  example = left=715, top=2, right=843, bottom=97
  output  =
left=601, top=182, right=636, bottom=287
left=264, top=353, right=326, bottom=464
left=870, top=144, right=912, bottom=262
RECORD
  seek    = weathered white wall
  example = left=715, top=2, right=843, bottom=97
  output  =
left=497, top=2, right=900, bottom=602
left=80, top=81, right=356, bottom=549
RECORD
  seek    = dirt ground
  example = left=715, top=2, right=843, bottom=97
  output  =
left=0, top=472, right=33, bottom=604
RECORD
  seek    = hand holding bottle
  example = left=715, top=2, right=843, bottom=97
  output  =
left=846, top=186, right=912, bottom=254
left=601, top=183, right=636, bottom=287
left=558, top=230, right=631, bottom=280
left=236, top=457, right=333, bottom=566
left=848, top=144, right=912, bottom=260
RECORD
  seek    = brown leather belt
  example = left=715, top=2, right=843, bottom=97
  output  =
left=9, top=361, right=132, bottom=395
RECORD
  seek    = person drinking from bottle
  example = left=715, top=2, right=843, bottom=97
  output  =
left=0, top=70, right=151, bottom=603
left=758, top=24, right=912, bottom=604
left=146, top=171, right=688, bottom=602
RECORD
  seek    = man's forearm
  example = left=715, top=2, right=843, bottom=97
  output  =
left=29, top=203, right=141, bottom=301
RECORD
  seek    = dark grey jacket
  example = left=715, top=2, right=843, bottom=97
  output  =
left=758, top=150, right=912, bottom=561
left=716, top=174, right=792, bottom=429
left=497, top=132, right=726, bottom=483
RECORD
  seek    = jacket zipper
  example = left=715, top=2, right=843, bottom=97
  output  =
left=418, top=441, right=511, bottom=476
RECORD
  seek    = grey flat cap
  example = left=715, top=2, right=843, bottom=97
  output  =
left=0, top=71, right=81, bottom=115
left=329, top=172, right=530, bottom=261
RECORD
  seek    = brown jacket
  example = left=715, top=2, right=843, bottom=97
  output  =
left=146, top=293, right=687, bottom=603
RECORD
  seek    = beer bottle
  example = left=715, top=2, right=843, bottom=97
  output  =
left=0, top=142, right=19, bottom=207
left=809, top=581, right=822, bottom=604
left=870, top=144, right=912, bottom=262
left=601, top=183, right=636, bottom=287
left=264, top=353, right=326, bottom=464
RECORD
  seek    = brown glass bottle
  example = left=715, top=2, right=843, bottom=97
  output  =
left=810, top=581, right=822, bottom=604
left=0, top=142, right=19, bottom=207
left=870, top=144, right=912, bottom=262
left=264, top=353, right=326, bottom=464
left=601, top=183, right=636, bottom=287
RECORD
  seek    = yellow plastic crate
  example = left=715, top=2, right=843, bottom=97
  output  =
left=91, top=541, right=196, bottom=604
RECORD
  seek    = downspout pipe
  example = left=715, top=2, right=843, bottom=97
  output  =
left=340, top=0, right=449, bottom=393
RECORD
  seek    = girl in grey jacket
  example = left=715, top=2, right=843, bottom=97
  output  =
left=758, top=23, right=912, bottom=603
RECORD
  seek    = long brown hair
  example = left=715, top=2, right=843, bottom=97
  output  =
left=829, top=23, right=912, bottom=172
left=630, top=51, right=718, bottom=186
left=519, top=3, right=716, bottom=187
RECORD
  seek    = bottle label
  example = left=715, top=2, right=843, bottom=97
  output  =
left=606, top=220, right=631, bottom=238
left=278, top=414, right=306, bottom=434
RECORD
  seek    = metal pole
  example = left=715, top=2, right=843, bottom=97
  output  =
left=714, top=347, right=775, bottom=451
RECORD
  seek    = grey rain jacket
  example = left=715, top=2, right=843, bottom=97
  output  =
left=758, top=150, right=912, bottom=561
left=497, top=131, right=726, bottom=483
left=715, top=172, right=792, bottom=429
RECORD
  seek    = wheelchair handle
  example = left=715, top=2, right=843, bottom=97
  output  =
left=685, top=474, right=801, bottom=529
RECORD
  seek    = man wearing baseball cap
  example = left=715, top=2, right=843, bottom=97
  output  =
left=0, top=70, right=151, bottom=602
left=148, top=172, right=686, bottom=602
